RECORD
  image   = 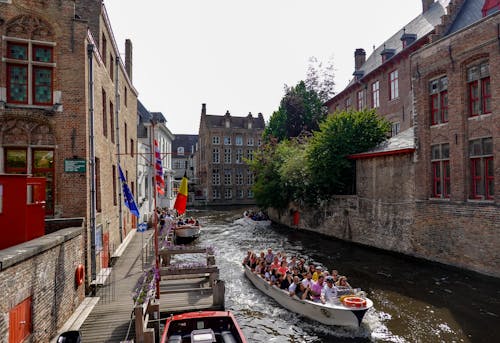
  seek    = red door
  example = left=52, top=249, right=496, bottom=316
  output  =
left=9, top=297, right=31, bottom=343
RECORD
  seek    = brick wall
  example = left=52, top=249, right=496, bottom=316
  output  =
left=0, top=227, right=84, bottom=342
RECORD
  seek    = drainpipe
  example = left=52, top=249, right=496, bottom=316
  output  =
left=115, top=56, right=123, bottom=242
left=87, top=43, right=97, bottom=295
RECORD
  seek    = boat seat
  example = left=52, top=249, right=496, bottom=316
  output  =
left=220, top=331, right=237, bottom=343
left=167, top=335, right=182, bottom=343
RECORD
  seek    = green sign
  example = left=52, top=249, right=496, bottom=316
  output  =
left=64, top=159, right=86, bottom=173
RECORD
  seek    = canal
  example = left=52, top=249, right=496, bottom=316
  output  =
left=184, top=207, right=500, bottom=342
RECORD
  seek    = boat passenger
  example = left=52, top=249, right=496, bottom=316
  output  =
left=297, top=259, right=307, bottom=274
left=301, top=271, right=314, bottom=290
left=277, top=261, right=289, bottom=276
left=312, top=266, right=323, bottom=282
left=331, top=269, right=340, bottom=283
left=264, top=248, right=274, bottom=264
left=278, top=272, right=291, bottom=290
left=242, top=251, right=252, bottom=266
left=255, top=260, right=266, bottom=275
left=195, top=220, right=200, bottom=226
left=309, top=275, right=325, bottom=302
left=288, top=256, right=298, bottom=269
left=336, top=276, right=352, bottom=290
left=249, top=253, right=258, bottom=270
left=321, top=276, right=338, bottom=304
left=270, top=256, right=281, bottom=272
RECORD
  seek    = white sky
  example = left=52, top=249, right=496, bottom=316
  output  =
left=104, top=0, right=422, bottom=134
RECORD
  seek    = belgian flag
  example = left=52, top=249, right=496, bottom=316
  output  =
left=174, top=175, right=188, bottom=215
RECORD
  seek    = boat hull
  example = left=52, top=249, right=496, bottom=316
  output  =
left=174, top=225, right=201, bottom=243
left=244, top=265, right=372, bottom=327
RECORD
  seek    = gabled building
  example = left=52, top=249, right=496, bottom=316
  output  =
left=197, top=104, right=265, bottom=205
left=172, top=134, right=198, bottom=204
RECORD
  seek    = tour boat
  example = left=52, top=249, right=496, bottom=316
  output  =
left=174, top=223, right=201, bottom=244
left=243, top=265, right=373, bottom=327
left=160, top=310, right=248, bottom=343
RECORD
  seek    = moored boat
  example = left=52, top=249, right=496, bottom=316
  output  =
left=160, top=310, right=247, bottom=343
left=174, top=224, right=201, bottom=244
left=243, top=265, right=373, bottom=327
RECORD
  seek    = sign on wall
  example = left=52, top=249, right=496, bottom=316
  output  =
left=64, top=159, right=86, bottom=173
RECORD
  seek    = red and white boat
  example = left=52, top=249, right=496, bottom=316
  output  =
left=160, top=310, right=247, bottom=343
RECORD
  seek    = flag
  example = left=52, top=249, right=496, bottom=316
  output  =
left=174, top=175, right=188, bottom=215
left=118, top=165, right=140, bottom=218
left=154, top=139, right=165, bottom=193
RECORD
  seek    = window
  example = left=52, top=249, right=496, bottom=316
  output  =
left=124, top=86, right=128, bottom=107
left=102, top=89, right=107, bottom=137
left=102, top=33, right=107, bottom=66
left=124, top=123, right=128, bottom=154
left=247, top=170, right=254, bottom=185
left=357, top=90, right=365, bottom=110
left=6, top=41, right=54, bottom=105
left=225, top=188, right=232, bottom=199
left=431, top=144, right=450, bottom=198
left=391, top=122, right=400, bottom=137
left=430, top=76, right=448, bottom=125
left=212, top=136, right=220, bottom=145
left=236, top=148, right=243, bottom=164
left=5, top=148, right=27, bottom=173
left=224, top=136, right=231, bottom=145
left=469, top=137, right=494, bottom=200
left=177, top=147, right=185, bottom=156
left=371, top=81, right=380, bottom=108
left=258, top=139, right=262, bottom=146
left=212, top=168, right=220, bottom=185
left=109, top=53, right=114, bottom=80
left=112, top=165, right=117, bottom=205
left=224, top=148, right=231, bottom=164
left=467, top=61, right=491, bottom=116
left=246, top=149, right=254, bottom=161
left=212, top=148, right=220, bottom=163
left=224, top=170, right=232, bottom=185
left=235, top=136, right=243, bottom=146
left=248, top=121, right=252, bottom=129
left=237, top=189, right=244, bottom=199
left=110, top=102, right=115, bottom=143
left=247, top=137, right=254, bottom=146
left=212, top=188, right=221, bottom=199
left=389, top=69, right=399, bottom=100
left=130, top=139, right=134, bottom=157
left=235, top=170, right=243, bottom=185
left=345, top=97, right=352, bottom=110
left=247, top=189, right=254, bottom=198
left=95, top=157, right=101, bottom=212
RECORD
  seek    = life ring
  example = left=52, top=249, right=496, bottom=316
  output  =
left=342, top=296, right=367, bottom=308
left=75, top=264, right=85, bottom=286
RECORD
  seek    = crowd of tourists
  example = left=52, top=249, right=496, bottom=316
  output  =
left=243, top=248, right=358, bottom=304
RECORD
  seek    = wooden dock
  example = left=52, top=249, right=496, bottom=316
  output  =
left=157, top=247, right=225, bottom=314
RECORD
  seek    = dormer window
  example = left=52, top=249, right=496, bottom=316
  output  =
left=401, top=33, right=417, bottom=49
left=248, top=122, right=252, bottom=129
left=353, top=70, right=364, bottom=81
left=381, top=47, right=396, bottom=63
left=177, top=147, right=184, bottom=156
left=225, top=119, right=230, bottom=128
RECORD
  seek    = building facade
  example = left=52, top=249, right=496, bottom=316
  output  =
left=172, top=134, right=199, bottom=204
left=197, top=104, right=265, bottom=205
left=0, top=0, right=138, bottom=288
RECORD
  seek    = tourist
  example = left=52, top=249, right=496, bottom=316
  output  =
left=321, top=276, right=338, bottom=304
left=278, top=260, right=289, bottom=276
left=288, top=276, right=305, bottom=299
left=265, top=248, right=274, bottom=264
left=336, top=276, right=352, bottom=290
left=301, top=271, right=314, bottom=290
left=310, top=275, right=325, bottom=302
left=312, top=266, right=323, bottom=282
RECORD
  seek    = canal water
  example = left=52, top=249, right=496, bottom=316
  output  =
left=183, top=208, right=500, bottom=343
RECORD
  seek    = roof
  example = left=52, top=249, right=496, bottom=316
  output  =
left=349, top=127, right=415, bottom=159
left=137, top=100, right=152, bottom=122
left=446, top=0, right=488, bottom=34
left=172, top=134, right=198, bottom=155
left=343, top=0, right=450, bottom=90
left=203, top=113, right=266, bottom=129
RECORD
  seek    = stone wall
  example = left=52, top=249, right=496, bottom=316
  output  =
left=0, top=227, right=84, bottom=342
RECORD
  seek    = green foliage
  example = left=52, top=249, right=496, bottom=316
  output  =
left=307, top=109, right=390, bottom=198
left=252, top=109, right=390, bottom=208
left=264, top=81, right=326, bottom=141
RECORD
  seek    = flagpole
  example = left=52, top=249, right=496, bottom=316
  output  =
left=151, top=121, right=160, bottom=299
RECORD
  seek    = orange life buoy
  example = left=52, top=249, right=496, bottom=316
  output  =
left=342, top=296, right=367, bottom=308
left=75, top=264, right=85, bottom=286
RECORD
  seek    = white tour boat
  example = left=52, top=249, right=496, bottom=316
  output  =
left=174, top=224, right=201, bottom=244
left=244, top=265, right=373, bottom=327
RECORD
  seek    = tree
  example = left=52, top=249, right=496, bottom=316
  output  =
left=307, top=109, right=390, bottom=198
left=305, top=56, right=335, bottom=103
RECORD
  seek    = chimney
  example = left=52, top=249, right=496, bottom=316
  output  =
left=201, top=103, right=206, bottom=115
left=125, top=39, right=133, bottom=81
left=354, top=48, right=366, bottom=71
left=422, top=0, right=434, bottom=12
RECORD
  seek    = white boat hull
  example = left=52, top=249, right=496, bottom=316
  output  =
left=244, top=265, right=372, bottom=327
left=174, top=225, right=201, bottom=243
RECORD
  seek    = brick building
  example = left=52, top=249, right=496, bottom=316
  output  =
left=304, top=0, right=500, bottom=277
left=197, top=103, right=265, bottom=205
left=0, top=0, right=138, bottom=289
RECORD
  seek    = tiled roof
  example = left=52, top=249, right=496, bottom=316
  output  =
left=204, top=113, right=266, bottom=129
left=346, top=0, right=450, bottom=88
left=137, top=100, right=152, bottom=122
left=446, top=0, right=486, bottom=35
left=350, top=127, right=415, bottom=159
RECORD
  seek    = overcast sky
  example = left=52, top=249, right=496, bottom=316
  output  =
left=105, top=0, right=422, bottom=134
